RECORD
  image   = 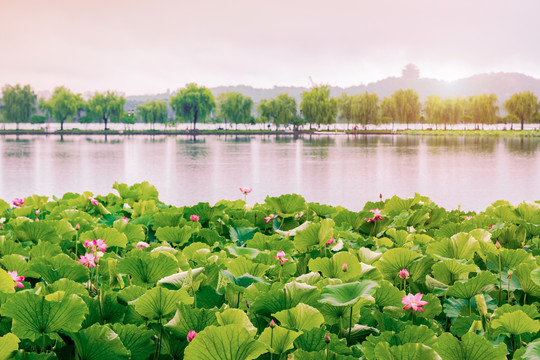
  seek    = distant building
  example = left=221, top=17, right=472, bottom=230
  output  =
left=402, top=64, right=420, bottom=80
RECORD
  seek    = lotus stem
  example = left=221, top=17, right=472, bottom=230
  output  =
left=347, top=306, right=353, bottom=346
left=42, top=332, right=46, bottom=353
left=468, top=298, right=471, bottom=316
left=498, top=251, right=502, bottom=306
left=270, top=327, right=274, bottom=360
left=339, top=315, right=343, bottom=338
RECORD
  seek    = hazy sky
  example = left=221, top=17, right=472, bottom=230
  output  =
left=1, top=0, right=538, bottom=95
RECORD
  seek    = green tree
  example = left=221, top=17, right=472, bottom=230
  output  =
left=468, top=94, right=499, bottom=128
left=424, top=95, right=443, bottom=129
left=1, top=84, right=37, bottom=130
left=358, top=92, right=379, bottom=128
left=504, top=91, right=538, bottom=130
left=300, top=85, right=338, bottom=129
left=381, top=96, right=396, bottom=129
left=390, top=89, right=420, bottom=128
left=258, top=93, right=299, bottom=130
left=39, top=86, right=84, bottom=131
left=217, top=92, right=253, bottom=129
left=136, top=100, right=168, bottom=130
left=87, top=91, right=126, bottom=131
left=169, top=83, right=215, bottom=131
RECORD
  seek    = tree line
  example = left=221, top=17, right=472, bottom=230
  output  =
left=1, top=83, right=539, bottom=131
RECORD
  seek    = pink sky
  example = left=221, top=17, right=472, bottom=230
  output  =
left=1, top=0, right=538, bottom=95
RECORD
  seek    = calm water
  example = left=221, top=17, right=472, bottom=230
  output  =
left=0, top=134, right=538, bottom=212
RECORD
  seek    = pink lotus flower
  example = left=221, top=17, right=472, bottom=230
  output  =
left=75, top=223, right=80, bottom=231
left=190, top=214, right=200, bottom=222
left=83, top=240, right=94, bottom=248
left=94, top=239, right=108, bottom=252
left=274, top=250, right=289, bottom=265
left=399, top=268, right=410, bottom=279
left=8, top=270, right=24, bottom=289
left=239, top=187, right=252, bottom=195
left=78, top=253, right=97, bottom=268
left=342, top=262, right=348, bottom=272
left=137, top=241, right=150, bottom=249
left=325, top=237, right=335, bottom=246
left=324, top=333, right=331, bottom=344
left=122, top=217, right=129, bottom=223
left=464, top=215, right=473, bottom=220
left=495, top=241, right=501, bottom=249
left=88, top=197, right=98, bottom=206
left=187, top=330, right=197, bottom=343
left=364, top=208, right=383, bottom=223
left=264, top=214, right=278, bottom=224
left=269, top=319, right=276, bottom=328
left=12, top=198, right=24, bottom=207
left=401, top=293, right=428, bottom=312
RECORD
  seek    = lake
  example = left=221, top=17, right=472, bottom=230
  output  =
left=0, top=134, right=538, bottom=212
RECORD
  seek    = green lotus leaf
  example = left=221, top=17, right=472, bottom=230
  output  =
left=333, top=209, right=365, bottom=231
left=69, top=324, right=129, bottom=359
left=319, top=281, right=378, bottom=307
left=273, top=303, right=324, bottom=331
left=117, top=285, right=146, bottom=304
left=0, top=199, right=10, bottom=214
left=132, top=200, right=158, bottom=218
left=1, top=292, right=88, bottom=342
left=294, top=328, right=352, bottom=354
left=432, top=259, right=479, bottom=285
left=98, top=291, right=127, bottom=324
left=216, top=308, right=257, bottom=336
left=415, top=293, right=442, bottom=319
left=294, top=219, right=334, bottom=252
left=259, top=325, right=302, bottom=354
left=374, top=248, right=421, bottom=281
left=427, top=232, right=480, bottom=260
left=132, top=286, right=188, bottom=321
left=292, top=349, right=358, bottom=360
left=523, top=339, right=540, bottom=360
left=493, top=304, right=539, bottom=319
left=374, top=341, right=441, bottom=360
left=226, top=245, right=260, bottom=258
left=152, top=208, right=183, bottom=229
left=155, top=226, right=197, bottom=246
left=113, top=181, right=159, bottom=203
left=309, top=252, right=377, bottom=281
left=184, top=324, right=266, bottom=360
left=434, top=332, right=508, bottom=360
left=221, top=270, right=266, bottom=289
left=446, top=271, right=497, bottom=299
left=80, top=227, right=128, bottom=249
left=487, top=248, right=534, bottom=270
left=491, top=310, right=540, bottom=336
left=28, top=242, right=62, bottom=258
left=184, top=202, right=223, bottom=224
left=157, top=267, right=204, bottom=290
left=514, top=263, right=540, bottom=298
left=46, top=279, right=87, bottom=298
left=357, top=248, right=383, bottom=265
left=384, top=195, right=420, bottom=212
left=55, top=208, right=97, bottom=229
left=0, top=268, right=16, bottom=293
left=516, top=201, right=540, bottom=223
left=229, top=227, right=259, bottom=247
left=117, top=252, right=178, bottom=287
left=450, top=315, right=481, bottom=337
left=265, top=194, right=307, bottom=218
left=284, top=281, right=321, bottom=308
left=374, top=281, right=406, bottom=308
left=109, top=323, right=155, bottom=360
left=113, top=222, right=146, bottom=244
left=0, top=238, right=26, bottom=257
left=0, top=333, right=19, bottom=360
left=29, top=254, right=89, bottom=284
left=245, top=233, right=294, bottom=252
left=194, top=228, right=226, bottom=246
left=11, top=220, right=59, bottom=244
left=250, top=289, right=287, bottom=316
left=226, top=257, right=269, bottom=278
left=165, top=304, right=218, bottom=338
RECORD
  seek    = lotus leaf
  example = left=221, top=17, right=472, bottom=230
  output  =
left=259, top=325, right=303, bottom=354
left=491, top=310, right=540, bottom=336
left=109, top=323, right=155, bottom=360
left=375, top=248, right=420, bottom=281
left=69, top=324, right=129, bottom=359
left=434, top=332, right=508, bottom=360
left=265, top=194, right=307, bottom=217
left=29, top=253, right=89, bottom=284
left=226, top=256, right=269, bottom=278
left=117, top=252, right=178, bottom=287
left=155, top=225, right=197, bottom=246
left=0, top=333, right=19, bottom=360
left=273, top=303, right=324, bottom=331
left=216, top=308, right=257, bottom=336
left=427, top=232, right=480, bottom=260
left=294, top=219, right=334, bottom=252
left=165, top=304, right=218, bottom=338
left=133, top=286, right=190, bottom=321
left=446, top=271, right=497, bottom=299
left=1, top=292, right=88, bottom=342
left=157, top=267, right=204, bottom=291
left=374, top=342, right=441, bottom=360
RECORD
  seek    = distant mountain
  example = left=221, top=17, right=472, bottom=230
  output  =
left=125, top=72, right=540, bottom=112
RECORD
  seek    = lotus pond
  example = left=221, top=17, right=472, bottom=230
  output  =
left=0, top=182, right=539, bottom=359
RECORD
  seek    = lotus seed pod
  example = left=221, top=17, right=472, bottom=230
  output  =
left=475, top=294, right=488, bottom=316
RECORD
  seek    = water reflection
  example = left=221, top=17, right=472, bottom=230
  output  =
left=0, top=134, right=537, bottom=212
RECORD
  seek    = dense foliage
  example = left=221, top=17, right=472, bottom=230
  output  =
left=0, top=183, right=538, bottom=359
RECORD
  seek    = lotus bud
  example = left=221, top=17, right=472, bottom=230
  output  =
left=324, top=333, right=331, bottom=344
left=507, top=270, right=513, bottom=279
left=187, top=330, right=197, bottom=343
left=342, top=262, right=348, bottom=272
left=522, top=341, right=527, bottom=346
left=246, top=300, right=250, bottom=309
left=190, top=214, right=200, bottom=222
left=469, top=320, right=483, bottom=332
left=475, top=294, right=488, bottom=316
left=379, top=193, right=383, bottom=200
left=0, top=225, right=3, bottom=231
left=325, top=237, right=335, bottom=246
left=75, top=223, right=80, bottom=231
left=399, top=268, right=410, bottom=279
left=269, top=319, right=276, bottom=328
left=495, top=241, right=501, bottom=249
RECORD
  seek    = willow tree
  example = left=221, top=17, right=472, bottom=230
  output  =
left=39, top=86, right=84, bottom=131
left=87, top=91, right=125, bottom=131
left=391, top=89, right=420, bottom=128
left=217, top=92, right=253, bottom=129
left=381, top=96, right=396, bottom=129
left=300, top=85, right=338, bottom=129
left=258, top=93, right=299, bottom=130
left=504, top=91, right=538, bottom=130
left=169, top=83, right=215, bottom=131
left=1, top=84, right=36, bottom=130
left=358, top=92, right=379, bottom=128
left=338, top=93, right=361, bottom=129
left=468, top=94, right=498, bottom=128
left=136, top=100, right=168, bottom=130
left=424, top=95, right=444, bottom=129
